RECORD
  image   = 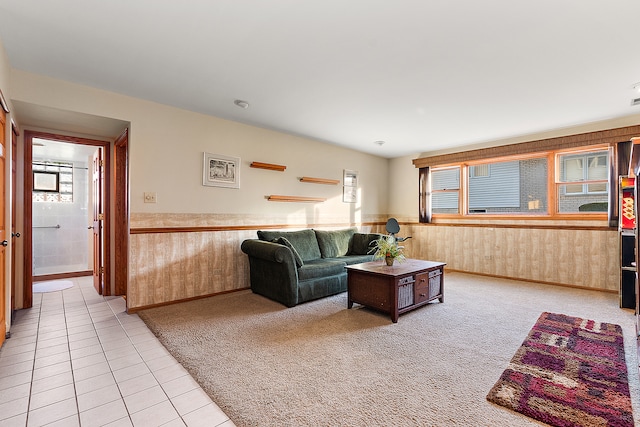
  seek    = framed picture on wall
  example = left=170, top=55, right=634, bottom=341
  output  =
left=203, top=152, right=240, bottom=189
left=343, top=169, right=358, bottom=203
left=343, top=186, right=357, bottom=203
left=343, top=169, right=358, bottom=187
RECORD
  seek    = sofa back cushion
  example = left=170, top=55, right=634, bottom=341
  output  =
left=349, top=233, right=384, bottom=255
left=314, top=228, right=357, bottom=258
left=257, top=229, right=321, bottom=261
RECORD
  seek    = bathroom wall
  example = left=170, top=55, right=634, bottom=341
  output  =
left=32, top=161, right=90, bottom=275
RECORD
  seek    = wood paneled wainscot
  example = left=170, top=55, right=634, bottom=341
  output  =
left=401, top=222, right=619, bottom=293
left=127, top=213, right=386, bottom=311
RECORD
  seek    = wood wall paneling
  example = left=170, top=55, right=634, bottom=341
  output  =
left=126, top=214, right=618, bottom=311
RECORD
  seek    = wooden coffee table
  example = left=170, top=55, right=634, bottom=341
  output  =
left=346, top=259, right=445, bottom=323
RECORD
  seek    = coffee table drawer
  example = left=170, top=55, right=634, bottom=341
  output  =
left=415, top=270, right=442, bottom=303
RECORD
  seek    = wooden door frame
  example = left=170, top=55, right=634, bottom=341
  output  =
left=114, top=129, right=128, bottom=296
left=0, top=107, right=6, bottom=346
left=23, top=131, right=112, bottom=307
left=10, top=121, right=18, bottom=316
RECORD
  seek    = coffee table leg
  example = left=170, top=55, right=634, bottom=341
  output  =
left=348, top=296, right=353, bottom=309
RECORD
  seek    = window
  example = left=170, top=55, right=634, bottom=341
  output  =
left=33, top=161, right=74, bottom=203
left=431, top=167, right=460, bottom=214
left=33, top=171, right=59, bottom=192
left=424, top=146, right=610, bottom=218
left=557, top=150, right=609, bottom=213
left=470, top=164, right=489, bottom=178
left=468, top=157, right=547, bottom=214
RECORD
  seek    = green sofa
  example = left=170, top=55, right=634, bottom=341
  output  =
left=241, top=227, right=382, bottom=307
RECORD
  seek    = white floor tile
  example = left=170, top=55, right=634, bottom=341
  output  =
left=0, top=412, right=28, bottom=427
left=26, top=397, right=77, bottom=427
left=77, top=383, right=123, bottom=413
left=129, top=400, right=180, bottom=427
left=29, top=383, right=76, bottom=411
left=117, top=372, right=160, bottom=397
left=0, top=395, right=29, bottom=422
left=181, top=403, right=230, bottom=427
left=171, top=388, right=213, bottom=416
left=0, top=277, right=232, bottom=427
left=30, top=370, right=74, bottom=395
left=123, top=384, right=169, bottom=414
left=79, top=398, right=129, bottom=427
left=32, top=360, right=71, bottom=381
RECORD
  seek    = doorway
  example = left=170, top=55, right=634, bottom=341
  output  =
left=23, top=131, right=112, bottom=308
left=31, top=138, right=98, bottom=277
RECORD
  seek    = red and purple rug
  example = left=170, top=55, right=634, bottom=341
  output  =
left=487, top=312, right=634, bottom=427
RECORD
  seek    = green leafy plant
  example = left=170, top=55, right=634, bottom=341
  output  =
left=369, top=235, right=406, bottom=263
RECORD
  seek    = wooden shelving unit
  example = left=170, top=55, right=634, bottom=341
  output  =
left=299, top=176, right=340, bottom=185
left=267, top=195, right=326, bottom=203
left=250, top=162, right=286, bottom=172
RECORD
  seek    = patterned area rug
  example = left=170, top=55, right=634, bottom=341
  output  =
left=487, top=312, right=634, bottom=427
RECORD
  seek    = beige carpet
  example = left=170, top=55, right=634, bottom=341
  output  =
left=139, top=273, right=640, bottom=427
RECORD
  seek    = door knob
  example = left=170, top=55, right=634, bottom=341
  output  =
left=12, top=232, right=20, bottom=238
left=1, top=240, right=7, bottom=247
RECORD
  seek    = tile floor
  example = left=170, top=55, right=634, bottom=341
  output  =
left=0, top=277, right=236, bottom=427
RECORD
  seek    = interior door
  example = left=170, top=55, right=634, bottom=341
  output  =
left=0, top=108, right=7, bottom=346
left=92, top=148, right=103, bottom=294
left=10, top=122, right=17, bottom=314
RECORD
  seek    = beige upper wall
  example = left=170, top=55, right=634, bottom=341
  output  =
left=0, top=42, right=9, bottom=105
left=8, top=68, right=390, bottom=221
left=387, top=154, right=420, bottom=222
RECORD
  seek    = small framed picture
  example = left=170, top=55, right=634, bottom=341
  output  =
left=343, top=186, right=357, bottom=203
left=343, top=169, right=358, bottom=187
left=203, top=152, right=240, bottom=189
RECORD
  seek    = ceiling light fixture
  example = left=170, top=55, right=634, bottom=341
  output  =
left=234, top=99, right=250, bottom=109
left=374, top=140, right=386, bottom=146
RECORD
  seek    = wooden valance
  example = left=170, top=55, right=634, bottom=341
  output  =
left=412, top=125, right=640, bottom=168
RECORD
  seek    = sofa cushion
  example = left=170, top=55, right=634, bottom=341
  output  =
left=272, top=237, right=304, bottom=267
left=257, top=229, right=321, bottom=261
left=297, top=259, right=347, bottom=281
left=324, top=255, right=374, bottom=266
left=314, top=228, right=357, bottom=258
left=349, top=233, right=384, bottom=255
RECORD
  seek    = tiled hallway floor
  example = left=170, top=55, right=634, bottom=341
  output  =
left=0, top=277, right=236, bottom=427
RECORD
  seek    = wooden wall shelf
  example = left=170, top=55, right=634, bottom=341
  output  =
left=268, top=195, right=326, bottom=203
left=250, top=162, right=286, bottom=172
left=299, top=176, right=340, bottom=185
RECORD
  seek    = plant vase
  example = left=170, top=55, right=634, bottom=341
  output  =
left=371, top=235, right=406, bottom=266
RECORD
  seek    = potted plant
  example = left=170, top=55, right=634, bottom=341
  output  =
left=369, top=235, right=406, bottom=266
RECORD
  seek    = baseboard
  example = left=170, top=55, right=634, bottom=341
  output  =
left=445, top=268, right=618, bottom=294
left=127, top=287, right=251, bottom=313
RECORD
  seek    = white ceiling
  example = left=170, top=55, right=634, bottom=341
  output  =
left=1, top=0, right=639, bottom=158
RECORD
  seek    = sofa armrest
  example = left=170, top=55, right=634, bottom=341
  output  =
left=240, top=239, right=299, bottom=307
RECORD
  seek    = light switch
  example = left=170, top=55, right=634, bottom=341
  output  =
left=144, top=192, right=157, bottom=203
